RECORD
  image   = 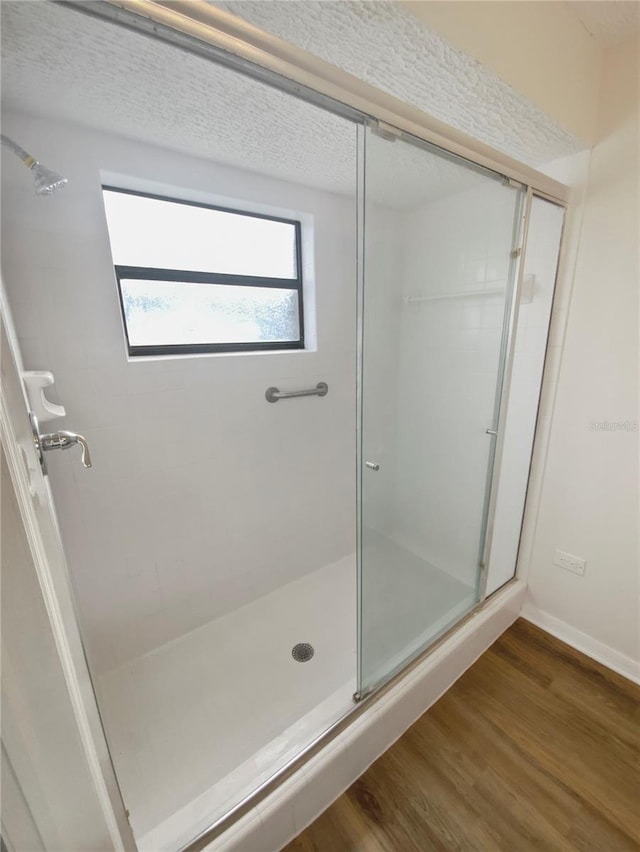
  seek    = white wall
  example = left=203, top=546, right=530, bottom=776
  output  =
left=523, top=37, right=640, bottom=677
left=404, top=0, right=602, bottom=146
left=392, top=182, right=517, bottom=586
left=1, top=111, right=358, bottom=674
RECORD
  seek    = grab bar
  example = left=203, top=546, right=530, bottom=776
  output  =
left=265, top=382, right=328, bottom=403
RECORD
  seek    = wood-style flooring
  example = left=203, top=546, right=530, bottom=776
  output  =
left=284, top=618, right=640, bottom=851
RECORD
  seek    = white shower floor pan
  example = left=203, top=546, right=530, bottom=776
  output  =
left=98, top=541, right=475, bottom=851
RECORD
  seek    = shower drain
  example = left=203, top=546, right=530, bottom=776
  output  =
left=291, top=642, right=315, bottom=663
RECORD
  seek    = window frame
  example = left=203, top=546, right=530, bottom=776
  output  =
left=103, top=185, right=305, bottom=357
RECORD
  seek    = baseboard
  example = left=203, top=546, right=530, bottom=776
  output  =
left=521, top=602, right=640, bottom=685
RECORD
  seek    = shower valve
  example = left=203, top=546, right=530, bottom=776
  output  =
left=39, top=430, right=92, bottom=468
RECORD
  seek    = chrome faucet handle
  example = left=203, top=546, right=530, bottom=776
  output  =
left=66, top=432, right=92, bottom=468
left=40, top=430, right=92, bottom=468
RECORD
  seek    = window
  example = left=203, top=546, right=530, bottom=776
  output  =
left=101, top=187, right=304, bottom=356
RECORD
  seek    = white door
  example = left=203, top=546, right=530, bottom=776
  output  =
left=0, top=284, right=135, bottom=852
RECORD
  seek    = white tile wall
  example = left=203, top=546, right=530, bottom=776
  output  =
left=1, top=110, right=358, bottom=674
left=359, top=171, right=561, bottom=668
left=389, top=186, right=564, bottom=598
left=359, top=176, right=560, bottom=600
left=390, top=182, right=520, bottom=586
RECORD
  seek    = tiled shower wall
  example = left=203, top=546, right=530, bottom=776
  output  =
left=380, top=182, right=559, bottom=595
left=1, top=111, right=359, bottom=673
left=392, top=182, right=517, bottom=585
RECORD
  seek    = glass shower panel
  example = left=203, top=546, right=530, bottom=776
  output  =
left=358, top=124, right=523, bottom=694
left=485, top=196, right=566, bottom=595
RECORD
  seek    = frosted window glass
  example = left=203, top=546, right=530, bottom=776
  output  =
left=102, top=190, right=297, bottom=279
left=120, top=279, right=300, bottom=347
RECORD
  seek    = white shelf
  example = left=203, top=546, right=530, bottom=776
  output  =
left=403, top=286, right=506, bottom=304
left=404, top=273, right=535, bottom=306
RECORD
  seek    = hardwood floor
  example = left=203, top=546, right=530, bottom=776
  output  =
left=284, top=619, right=640, bottom=851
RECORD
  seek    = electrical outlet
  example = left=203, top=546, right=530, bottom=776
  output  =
left=553, top=549, right=586, bottom=576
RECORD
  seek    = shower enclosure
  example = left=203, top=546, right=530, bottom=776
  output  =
left=0, top=2, right=567, bottom=851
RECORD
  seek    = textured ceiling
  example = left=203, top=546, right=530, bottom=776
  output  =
left=1, top=1, right=579, bottom=208
left=214, top=0, right=582, bottom=165
left=569, top=1, right=640, bottom=46
left=0, top=3, right=358, bottom=195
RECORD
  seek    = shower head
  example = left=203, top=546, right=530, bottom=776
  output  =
left=1, top=134, right=68, bottom=195
left=31, top=162, right=68, bottom=196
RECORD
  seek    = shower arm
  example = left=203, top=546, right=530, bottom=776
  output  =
left=0, top=134, right=68, bottom=195
left=1, top=134, right=39, bottom=169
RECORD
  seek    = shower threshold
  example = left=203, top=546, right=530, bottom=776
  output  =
left=137, top=683, right=352, bottom=852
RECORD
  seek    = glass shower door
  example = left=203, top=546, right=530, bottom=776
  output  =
left=358, top=123, right=523, bottom=695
